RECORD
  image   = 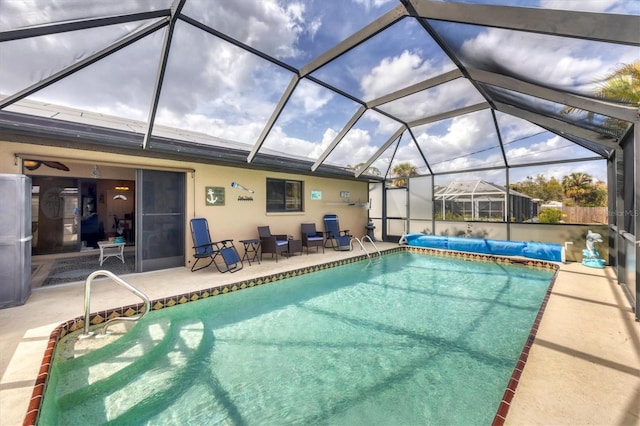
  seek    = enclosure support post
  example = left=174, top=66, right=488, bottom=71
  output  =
left=634, top=122, right=639, bottom=321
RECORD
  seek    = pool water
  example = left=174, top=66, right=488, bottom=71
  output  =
left=39, top=252, right=555, bottom=425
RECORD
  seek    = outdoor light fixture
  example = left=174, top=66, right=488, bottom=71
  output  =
left=23, top=160, right=40, bottom=170
left=22, top=159, right=70, bottom=171
left=91, top=165, right=101, bottom=178
left=113, top=194, right=127, bottom=201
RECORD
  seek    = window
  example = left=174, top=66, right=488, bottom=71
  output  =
left=266, top=178, right=303, bottom=212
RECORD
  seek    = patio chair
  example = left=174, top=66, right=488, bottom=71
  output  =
left=190, top=218, right=243, bottom=273
left=301, top=223, right=324, bottom=254
left=323, top=214, right=352, bottom=251
left=257, top=225, right=289, bottom=262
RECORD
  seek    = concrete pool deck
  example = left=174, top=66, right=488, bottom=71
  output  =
left=1, top=243, right=638, bottom=425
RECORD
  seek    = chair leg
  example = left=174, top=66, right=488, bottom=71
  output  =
left=191, top=256, right=214, bottom=272
left=214, top=247, right=244, bottom=273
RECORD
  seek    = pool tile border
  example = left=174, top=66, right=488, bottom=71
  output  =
left=24, top=246, right=559, bottom=425
left=491, top=262, right=558, bottom=426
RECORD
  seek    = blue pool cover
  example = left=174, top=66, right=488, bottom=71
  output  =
left=401, top=233, right=564, bottom=262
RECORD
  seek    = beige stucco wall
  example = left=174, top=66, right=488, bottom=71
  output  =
left=0, top=141, right=369, bottom=267
left=191, top=164, right=369, bottom=242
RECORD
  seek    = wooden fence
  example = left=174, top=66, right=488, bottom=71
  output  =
left=561, top=206, right=608, bottom=224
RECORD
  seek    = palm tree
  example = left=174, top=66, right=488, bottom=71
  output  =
left=562, top=61, right=640, bottom=137
left=348, top=163, right=381, bottom=176
left=562, top=172, right=592, bottom=206
left=391, top=162, right=418, bottom=187
left=594, top=62, right=640, bottom=104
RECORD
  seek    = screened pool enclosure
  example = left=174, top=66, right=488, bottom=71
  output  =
left=0, top=1, right=637, bottom=316
left=433, top=180, right=537, bottom=222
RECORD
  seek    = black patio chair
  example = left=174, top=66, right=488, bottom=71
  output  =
left=301, top=223, right=324, bottom=254
left=257, top=225, right=289, bottom=262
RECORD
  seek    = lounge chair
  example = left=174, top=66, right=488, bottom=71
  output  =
left=257, top=226, right=289, bottom=262
left=190, top=218, right=243, bottom=273
left=301, top=223, right=324, bottom=254
left=323, top=214, right=352, bottom=251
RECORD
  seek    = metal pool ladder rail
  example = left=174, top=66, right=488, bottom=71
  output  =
left=81, top=270, right=151, bottom=337
left=351, top=235, right=381, bottom=260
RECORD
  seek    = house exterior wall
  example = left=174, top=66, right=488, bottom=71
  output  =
left=0, top=142, right=369, bottom=268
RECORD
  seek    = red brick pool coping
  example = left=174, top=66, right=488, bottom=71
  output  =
left=23, top=246, right=559, bottom=425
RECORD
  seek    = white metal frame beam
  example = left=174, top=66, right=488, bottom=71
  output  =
left=467, top=67, right=639, bottom=123
left=299, top=4, right=409, bottom=77
left=142, top=0, right=187, bottom=149
left=495, top=102, right=619, bottom=152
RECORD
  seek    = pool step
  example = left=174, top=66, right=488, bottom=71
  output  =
left=55, top=318, right=172, bottom=376
left=43, top=318, right=205, bottom=423
left=107, top=322, right=213, bottom=423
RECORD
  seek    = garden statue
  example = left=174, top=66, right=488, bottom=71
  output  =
left=582, top=230, right=605, bottom=269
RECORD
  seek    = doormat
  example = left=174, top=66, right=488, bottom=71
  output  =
left=43, top=253, right=136, bottom=286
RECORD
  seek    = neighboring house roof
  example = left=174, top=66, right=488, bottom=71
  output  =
left=434, top=179, right=532, bottom=199
left=541, top=201, right=563, bottom=208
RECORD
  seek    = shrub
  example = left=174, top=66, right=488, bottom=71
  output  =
left=538, top=208, right=563, bottom=223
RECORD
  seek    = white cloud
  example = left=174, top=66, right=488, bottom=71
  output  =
left=351, top=0, right=396, bottom=11
left=192, top=0, right=307, bottom=60
left=324, top=128, right=378, bottom=166
left=435, top=168, right=506, bottom=186
left=539, top=0, right=635, bottom=14
left=260, top=125, right=319, bottom=158
left=415, top=112, right=498, bottom=170
left=307, top=17, right=322, bottom=41
left=461, top=28, right=610, bottom=90
left=291, top=82, right=333, bottom=114
left=509, top=160, right=607, bottom=183
left=154, top=108, right=264, bottom=146
left=309, top=128, right=339, bottom=158
left=496, top=113, right=545, bottom=143
left=361, top=50, right=436, bottom=100
left=504, top=134, right=579, bottom=163
left=379, top=78, right=485, bottom=122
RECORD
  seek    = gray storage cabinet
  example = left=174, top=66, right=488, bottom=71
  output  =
left=0, top=174, right=32, bottom=308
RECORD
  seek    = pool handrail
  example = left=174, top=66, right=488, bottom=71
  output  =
left=351, top=235, right=381, bottom=260
left=81, top=270, right=151, bottom=337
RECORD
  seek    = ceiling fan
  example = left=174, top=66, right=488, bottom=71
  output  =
left=23, top=160, right=70, bottom=171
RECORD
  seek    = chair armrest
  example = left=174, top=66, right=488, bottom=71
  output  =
left=216, top=239, right=234, bottom=248
left=193, top=242, right=219, bottom=250
left=275, top=234, right=288, bottom=241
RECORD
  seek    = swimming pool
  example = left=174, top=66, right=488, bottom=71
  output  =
left=37, top=250, right=557, bottom=425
